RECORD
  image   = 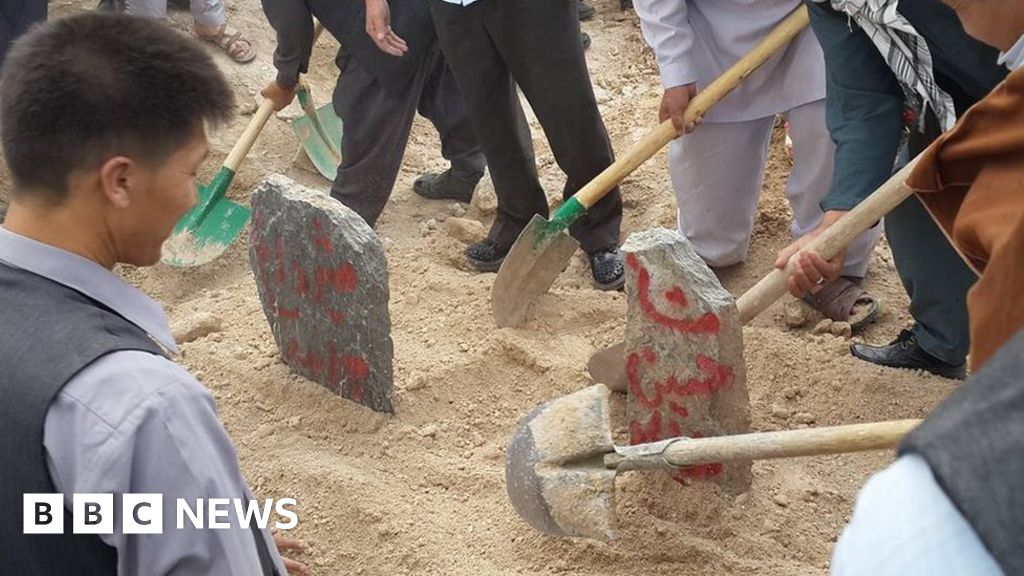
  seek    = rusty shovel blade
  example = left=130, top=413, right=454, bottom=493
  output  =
left=505, top=384, right=619, bottom=541
left=491, top=215, right=580, bottom=328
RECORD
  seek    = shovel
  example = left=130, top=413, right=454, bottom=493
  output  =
left=588, top=157, right=922, bottom=391
left=506, top=383, right=920, bottom=541
left=293, top=80, right=343, bottom=181
left=162, top=22, right=330, bottom=267
left=161, top=97, right=275, bottom=267
left=490, top=5, right=811, bottom=328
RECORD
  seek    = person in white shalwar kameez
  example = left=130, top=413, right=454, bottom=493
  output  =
left=634, top=0, right=882, bottom=325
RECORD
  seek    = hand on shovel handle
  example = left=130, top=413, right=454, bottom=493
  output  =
left=573, top=4, right=809, bottom=212
left=491, top=5, right=811, bottom=328
left=261, top=81, right=297, bottom=112
left=736, top=158, right=918, bottom=323
left=588, top=158, right=921, bottom=387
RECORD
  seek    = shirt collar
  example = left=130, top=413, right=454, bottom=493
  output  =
left=0, top=226, right=178, bottom=355
left=998, top=34, right=1024, bottom=71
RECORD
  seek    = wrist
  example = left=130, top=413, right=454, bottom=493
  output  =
left=820, top=210, right=848, bottom=228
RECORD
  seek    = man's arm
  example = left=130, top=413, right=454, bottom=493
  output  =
left=260, top=0, right=315, bottom=89
left=634, top=0, right=700, bottom=134
left=774, top=2, right=908, bottom=294
left=45, top=351, right=290, bottom=575
left=806, top=0, right=906, bottom=211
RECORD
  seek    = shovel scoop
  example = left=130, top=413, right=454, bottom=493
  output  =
left=293, top=82, right=343, bottom=181
left=506, top=384, right=919, bottom=541
left=490, top=5, right=811, bottom=327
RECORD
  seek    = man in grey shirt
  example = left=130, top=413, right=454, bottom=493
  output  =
left=0, top=14, right=305, bottom=575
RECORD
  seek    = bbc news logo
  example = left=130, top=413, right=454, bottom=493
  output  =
left=24, top=494, right=298, bottom=534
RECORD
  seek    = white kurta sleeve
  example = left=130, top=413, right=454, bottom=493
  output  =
left=634, top=0, right=698, bottom=89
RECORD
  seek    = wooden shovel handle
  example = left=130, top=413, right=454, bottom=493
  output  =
left=223, top=98, right=276, bottom=172
left=574, top=4, right=810, bottom=210
left=222, top=20, right=327, bottom=173
left=736, top=158, right=919, bottom=323
left=663, top=419, right=921, bottom=467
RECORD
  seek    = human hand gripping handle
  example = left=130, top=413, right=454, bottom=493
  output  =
left=261, top=82, right=298, bottom=112
left=261, top=20, right=327, bottom=112
left=736, top=158, right=921, bottom=323
left=774, top=210, right=848, bottom=296
left=365, top=0, right=408, bottom=57
left=660, top=83, right=701, bottom=137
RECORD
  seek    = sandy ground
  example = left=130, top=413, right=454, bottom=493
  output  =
left=18, top=1, right=960, bottom=573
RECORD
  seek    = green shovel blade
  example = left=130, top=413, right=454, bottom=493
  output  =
left=161, top=166, right=251, bottom=267
left=293, top=87, right=343, bottom=181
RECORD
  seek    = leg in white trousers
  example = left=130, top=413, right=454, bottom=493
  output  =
left=124, top=0, right=225, bottom=28
left=670, top=99, right=880, bottom=277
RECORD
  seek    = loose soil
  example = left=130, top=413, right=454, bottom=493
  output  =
left=17, top=1, right=957, bottom=574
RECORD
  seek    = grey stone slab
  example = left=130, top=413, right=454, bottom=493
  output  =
left=623, top=228, right=750, bottom=494
left=249, top=175, right=394, bottom=413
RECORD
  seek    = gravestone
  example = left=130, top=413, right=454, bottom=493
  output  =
left=249, top=175, right=394, bottom=413
left=623, top=228, right=750, bottom=493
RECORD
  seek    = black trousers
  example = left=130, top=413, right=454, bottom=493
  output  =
left=429, top=0, right=622, bottom=254
left=0, top=0, right=46, bottom=71
left=330, top=42, right=485, bottom=227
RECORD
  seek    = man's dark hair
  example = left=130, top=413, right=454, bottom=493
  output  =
left=0, top=13, right=235, bottom=203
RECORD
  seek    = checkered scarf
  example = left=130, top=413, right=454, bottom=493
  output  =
left=813, top=0, right=956, bottom=130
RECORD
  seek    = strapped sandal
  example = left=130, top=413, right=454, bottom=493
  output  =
left=802, top=276, right=879, bottom=331
left=198, top=24, right=256, bottom=64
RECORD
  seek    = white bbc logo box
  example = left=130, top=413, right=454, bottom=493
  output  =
left=24, top=493, right=163, bottom=535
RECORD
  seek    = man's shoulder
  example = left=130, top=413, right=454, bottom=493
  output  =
left=57, top=349, right=213, bottom=433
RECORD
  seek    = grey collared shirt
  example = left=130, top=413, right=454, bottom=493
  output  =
left=0, top=227, right=287, bottom=576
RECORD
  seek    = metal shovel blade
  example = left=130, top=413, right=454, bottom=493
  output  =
left=293, top=90, right=343, bottom=182
left=587, top=341, right=627, bottom=393
left=162, top=168, right=251, bottom=267
left=505, top=384, right=618, bottom=541
left=492, top=215, right=580, bottom=327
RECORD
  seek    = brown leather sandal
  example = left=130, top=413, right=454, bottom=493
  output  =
left=802, top=276, right=879, bottom=331
left=198, top=24, right=256, bottom=64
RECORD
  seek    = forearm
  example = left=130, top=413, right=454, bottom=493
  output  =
left=634, top=0, right=697, bottom=89
left=260, top=0, right=314, bottom=88
left=807, top=0, right=905, bottom=211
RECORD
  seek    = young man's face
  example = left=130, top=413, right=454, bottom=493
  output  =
left=117, top=128, right=209, bottom=266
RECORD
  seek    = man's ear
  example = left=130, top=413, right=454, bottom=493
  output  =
left=98, top=156, right=138, bottom=209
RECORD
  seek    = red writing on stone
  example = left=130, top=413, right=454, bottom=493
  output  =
left=625, top=253, right=720, bottom=335
left=627, top=347, right=734, bottom=479
left=311, top=219, right=334, bottom=253
left=314, top=263, right=357, bottom=302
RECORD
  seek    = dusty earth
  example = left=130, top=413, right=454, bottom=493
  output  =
left=16, top=1, right=959, bottom=574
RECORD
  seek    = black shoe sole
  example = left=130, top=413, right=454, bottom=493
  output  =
left=593, top=274, right=625, bottom=291
left=467, top=256, right=504, bottom=273
left=849, top=344, right=967, bottom=380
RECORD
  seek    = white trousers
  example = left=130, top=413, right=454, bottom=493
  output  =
left=125, top=0, right=225, bottom=28
left=670, top=99, right=880, bottom=278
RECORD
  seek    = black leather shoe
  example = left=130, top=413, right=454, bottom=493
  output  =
left=578, top=1, right=596, bottom=21
left=589, top=247, right=624, bottom=291
left=850, top=329, right=967, bottom=380
left=581, top=32, right=592, bottom=51
left=465, top=239, right=509, bottom=272
left=413, top=169, right=482, bottom=203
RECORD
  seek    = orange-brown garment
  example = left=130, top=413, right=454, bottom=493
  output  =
left=907, top=67, right=1024, bottom=370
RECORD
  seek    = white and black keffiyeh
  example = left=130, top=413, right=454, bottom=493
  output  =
left=813, top=0, right=956, bottom=130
